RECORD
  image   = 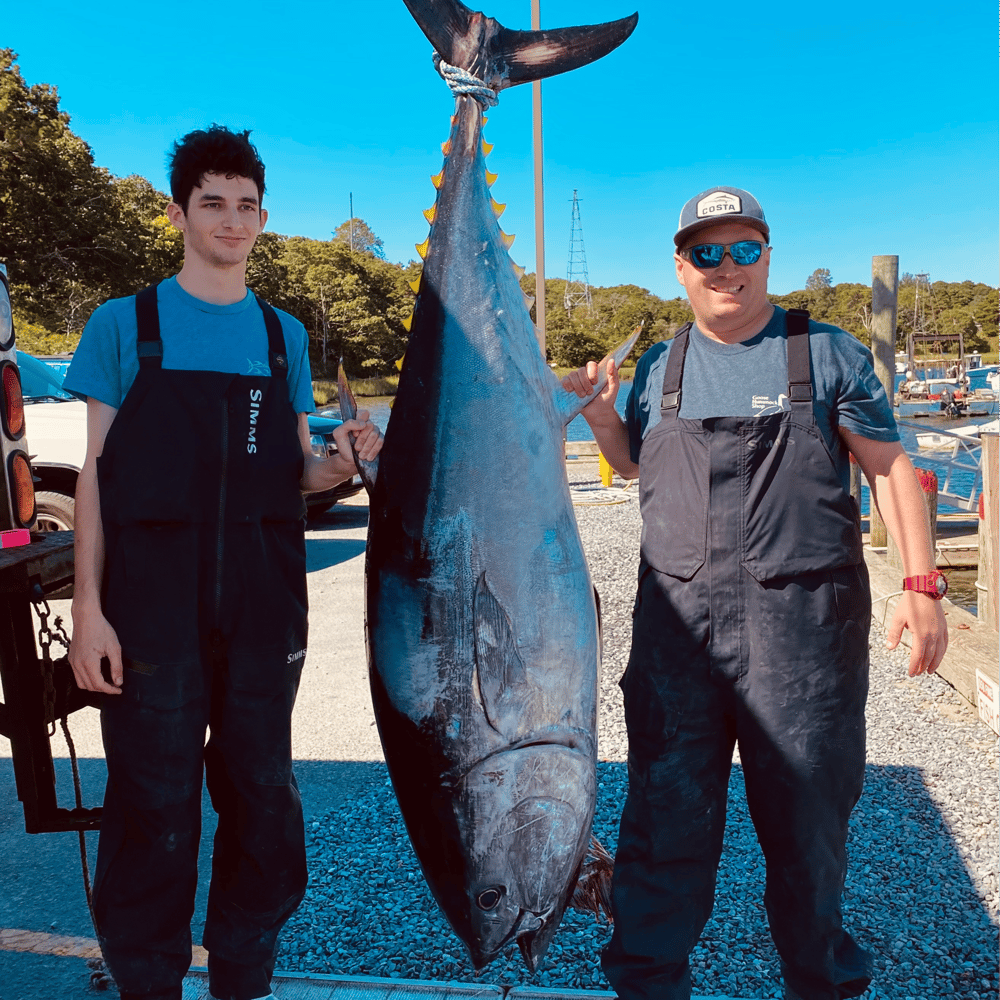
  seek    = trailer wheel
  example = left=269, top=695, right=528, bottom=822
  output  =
left=34, top=490, right=76, bottom=532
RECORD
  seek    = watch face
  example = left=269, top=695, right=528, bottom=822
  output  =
left=933, top=573, right=948, bottom=597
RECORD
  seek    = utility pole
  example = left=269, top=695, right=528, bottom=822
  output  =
left=531, top=0, right=546, bottom=355
left=564, top=190, right=592, bottom=315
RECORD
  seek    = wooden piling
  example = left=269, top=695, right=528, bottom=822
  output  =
left=978, top=432, right=998, bottom=629
left=870, top=255, right=899, bottom=548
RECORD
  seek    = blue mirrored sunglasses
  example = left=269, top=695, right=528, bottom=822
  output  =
left=681, top=240, right=766, bottom=269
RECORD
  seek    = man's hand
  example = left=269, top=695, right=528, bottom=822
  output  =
left=561, top=358, right=621, bottom=427
left=333, top=409, right=382, bottom=465
left=884, top=590, right=948, bottom=678
left=299, top=410, right=383, bottom=493
left=69, top=604, right=124, bottom=695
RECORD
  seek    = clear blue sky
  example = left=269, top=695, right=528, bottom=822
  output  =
left=6, top=0, right=997, bottom=297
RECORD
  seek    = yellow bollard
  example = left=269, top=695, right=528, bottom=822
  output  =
left=599, top=451, right=613, bottom=487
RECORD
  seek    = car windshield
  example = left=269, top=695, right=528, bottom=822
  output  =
left=15, top=351, right=76, bottom=402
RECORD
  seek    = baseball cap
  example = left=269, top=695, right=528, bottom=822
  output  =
left=674, top=186, right=769, bottom=247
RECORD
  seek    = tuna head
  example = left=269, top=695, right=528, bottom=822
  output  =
left=444, top=744, right=596, bottom=971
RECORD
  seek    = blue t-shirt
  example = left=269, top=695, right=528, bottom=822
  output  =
left=626, top=306, right=898, bottom=493
left=65, top=276, right=315, bottom=413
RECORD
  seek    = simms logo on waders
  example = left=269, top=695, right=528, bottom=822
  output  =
left=247, top=388, right=262, bottom=454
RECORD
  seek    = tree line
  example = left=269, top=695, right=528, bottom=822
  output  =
left=2, top=49, right=997, bottom=378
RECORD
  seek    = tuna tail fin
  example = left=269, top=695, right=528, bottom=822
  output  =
left=402, top=0, right=638, bottom=91
left=551, top=323, right=643, bottom=427
left=337, top=362, right=379, bottom=494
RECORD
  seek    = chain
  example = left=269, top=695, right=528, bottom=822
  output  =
left=33, top=593, right=64, bottom=735
left=30, top=588, right=115, bottom=991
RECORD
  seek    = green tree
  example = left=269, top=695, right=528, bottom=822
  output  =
left=333, top=217, right=385, bottom=259
left=805, top=268, right=832, bottom=290
left=0, top=49, right=123, bottom=333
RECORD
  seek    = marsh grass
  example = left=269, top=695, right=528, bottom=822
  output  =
left=313, top=375, right=399, bottom=406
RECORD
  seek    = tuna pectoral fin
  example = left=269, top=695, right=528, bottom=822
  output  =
left=474, top=573, right=529, bottom=735
left=402, top=0, right=638, bottom=89
left=336, top=363, right=379, bottom=493
left=551, top=323, right=644, bottom=427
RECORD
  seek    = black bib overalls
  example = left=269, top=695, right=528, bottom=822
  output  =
left=92, top=284, right=309, bottom=1000
left=602, top=312, right=875, bottom=1000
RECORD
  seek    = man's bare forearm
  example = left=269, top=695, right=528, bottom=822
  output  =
left=72, top=459, right=106, bottom=611
left=587, top=413, right=639, bottom=480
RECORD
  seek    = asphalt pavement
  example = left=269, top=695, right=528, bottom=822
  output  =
left=0, top=493, right=383, bottom=1000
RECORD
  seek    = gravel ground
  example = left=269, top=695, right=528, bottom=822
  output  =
left=277, top=467, right=999, bottom=1000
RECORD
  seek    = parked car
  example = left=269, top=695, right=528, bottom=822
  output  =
left=16, top=350, right=364, bottom=530
left=17, top=350, right=86, bottom=531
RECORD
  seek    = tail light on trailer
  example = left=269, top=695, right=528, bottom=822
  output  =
left=0, top=265, right=37, bottom=530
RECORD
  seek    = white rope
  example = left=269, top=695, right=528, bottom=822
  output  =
left=570, top=486, right=634, bottom=507
left=433, top=53, right=498, bottom=108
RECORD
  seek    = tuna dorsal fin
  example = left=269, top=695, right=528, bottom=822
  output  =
left=474, top=572, right=529, bottom=735
left=551, top=323, right=644, bottom=427
left=402, top=0, right=638, bottom=92
left=337, top=362, right=379, bottom=493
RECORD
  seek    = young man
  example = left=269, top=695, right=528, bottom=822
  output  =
left=563, top=187, right=948, bottom=1000
left=66, top=126, right=382, bottom=1000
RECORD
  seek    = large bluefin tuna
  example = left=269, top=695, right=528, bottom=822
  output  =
left=340, top=0, right=637, bottom=972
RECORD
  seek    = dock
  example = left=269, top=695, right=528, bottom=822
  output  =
left=180, top=971, right=742, bottom=1000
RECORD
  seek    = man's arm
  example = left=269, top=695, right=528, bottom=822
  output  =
left=297, top=411, right=383, bottom=493
left=842, top=429, right=948, bottom=677
left=562, top=358, right=639, bottom=480
left=69, top=398, right=124, bottom=694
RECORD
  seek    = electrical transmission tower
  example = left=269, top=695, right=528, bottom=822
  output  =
left=564, top=190, right=592, bottom=315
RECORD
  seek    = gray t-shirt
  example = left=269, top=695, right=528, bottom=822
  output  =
left=65, top=276, right=315, bottom=413
left=626, top=306, right=898, bottom=493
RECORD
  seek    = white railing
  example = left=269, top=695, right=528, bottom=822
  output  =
left=898, top=419, right=984, bottom=512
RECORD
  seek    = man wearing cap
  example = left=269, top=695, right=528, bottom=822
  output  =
left=563, top=187, right=948, bottom=1000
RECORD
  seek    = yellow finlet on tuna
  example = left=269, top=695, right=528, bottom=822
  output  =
left=416, top=237, right=430, bottom=259
left=395, top=356, right=405, bottom=372
left=431, top=169, right=445, bottom=190
left=424, top=206, right=437, bottom=224
left=442, top=139, right=452, bottom=156
left=490, top=198, right=506, bottom=219
left=523, top=294, right=536, bottom=310
left=499, top=230, right=515, bottom=250
left=511, top=261, right=526, bottom=279
left=485, top=170, right=498, bottom=187
left=409, top=276, right=421, bottom=294
left=481, top=140, right=494, bottom=156
left=402, top=312, right=413, bottom=332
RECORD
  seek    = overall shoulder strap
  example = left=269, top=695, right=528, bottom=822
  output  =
left=134, top=284, right=163, bottom=369
left=660, top=322, right=693, bottom=415
left=785, top=308, right=812, bottom=412
left=255, top=295, right=288, bottom=379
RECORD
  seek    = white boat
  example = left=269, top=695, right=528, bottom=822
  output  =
left=916, top=418, right=999, bottom=451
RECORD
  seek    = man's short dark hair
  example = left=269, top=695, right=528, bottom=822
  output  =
left=168, top=125, right=266, bottom=212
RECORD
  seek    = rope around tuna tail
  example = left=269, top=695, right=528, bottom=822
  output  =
left=432, top=53, right=499, bottom=108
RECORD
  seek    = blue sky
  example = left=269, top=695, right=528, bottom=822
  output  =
left=5, top=0, right=997, bottom=298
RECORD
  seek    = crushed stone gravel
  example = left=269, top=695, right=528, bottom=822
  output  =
left=277, top=467, right=998, bottom=1000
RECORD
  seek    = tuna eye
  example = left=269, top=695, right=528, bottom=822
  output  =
left=476, top=887, right=503, bottom=910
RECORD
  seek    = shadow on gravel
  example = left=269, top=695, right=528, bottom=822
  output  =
left=305, top=537, right=367, bottom=572
left=277, top=760, right=999, bottom=1000
left=4, top=755, right=994, bottom=1000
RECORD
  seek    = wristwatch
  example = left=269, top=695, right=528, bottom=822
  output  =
left=903, top=571, right=948, bottom=600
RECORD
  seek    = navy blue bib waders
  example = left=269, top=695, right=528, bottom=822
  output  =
left=602, top=312, right=875, bottom=1000
left=93, top=284, right=309, bottom=1000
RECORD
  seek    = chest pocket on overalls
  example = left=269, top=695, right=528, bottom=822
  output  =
left=638, top=423, right=710, bottom=580
left=741, top=413, right=862, bottom=582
